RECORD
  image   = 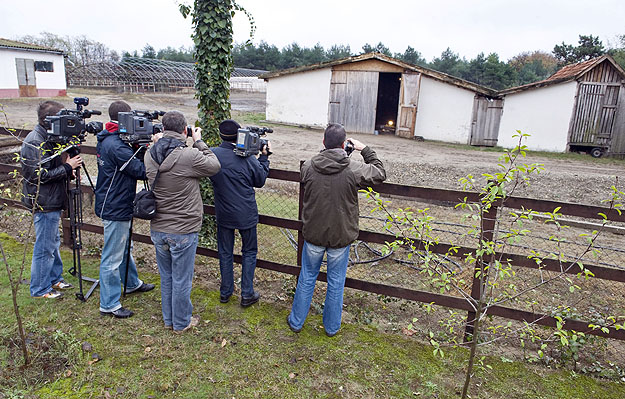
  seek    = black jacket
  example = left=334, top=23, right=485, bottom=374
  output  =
left=20, top=124, right=73, bottom=212
left=209, top=142, right=270, bottom=229
left=94, top=127, right=146, bottom=221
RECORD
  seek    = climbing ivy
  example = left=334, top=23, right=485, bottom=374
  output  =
left=180, top=0, right=254, bottom=245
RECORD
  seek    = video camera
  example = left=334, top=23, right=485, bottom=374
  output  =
left=45, top=97, right=103, bottom=145
left=234, top=126, right=273, bottom=157
left=118, top=110, right=165, bottom=147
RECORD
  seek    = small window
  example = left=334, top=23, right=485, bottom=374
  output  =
left=34, top=61, right=54, bottom=72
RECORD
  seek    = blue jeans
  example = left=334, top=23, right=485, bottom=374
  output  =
left=30, top=211, right=64, bottom=297
left=288, top=241, right=350, bottom=335
left=99, top=219, right=142, bottom=312
left=151, top=230, right=198, bottom=331
left=217, top=225, right=258, bottom=299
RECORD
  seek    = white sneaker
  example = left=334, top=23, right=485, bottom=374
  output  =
left=33, top=289, right=63, bottom=299
left=174, top=316, right=199, bottom=334
left=52, top=281, right=73, bottom=290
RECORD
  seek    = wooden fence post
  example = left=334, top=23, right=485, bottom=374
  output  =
left=464, top=201, right=498, bottom=342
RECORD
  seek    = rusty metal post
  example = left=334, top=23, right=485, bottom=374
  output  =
left=464, top=201, right=498, bottom=342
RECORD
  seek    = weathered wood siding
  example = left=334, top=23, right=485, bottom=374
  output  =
left=609, top=87, right=625, bottom=158
left=328, top=70, right=379, bottom=134
left=580, top=61, right=623, bottom=83
left=568, top=82, right=621, bottom=148
left=470, top=96, right=503, bottom=146
left=333, top=59, right=403, bottom=73
left=395, top=73, right=421, bottom=138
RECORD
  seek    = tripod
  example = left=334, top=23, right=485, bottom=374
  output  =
left=66, top=157, right=99, bottom=302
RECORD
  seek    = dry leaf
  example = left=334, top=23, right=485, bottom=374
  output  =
left=65, top=370, right=72, bottom=377
left=104, top=391, right=111, bottom=399
left=221, top=338, right=227, bottom=347
left=144, top=347, right=152, bottom=353
left=288, top=372, right=296, bottom=379
left=402, top=328, right=416, bottom=337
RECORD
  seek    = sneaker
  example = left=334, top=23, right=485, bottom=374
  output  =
left=174, top=316, right=199, bottom=334
left=100, top=307, right=134, bottom=319
left=220, top=294, right=231, bottom=303
left=33, top=289, right=63, bottom=299
left=52, top=281, right=73, bottom=290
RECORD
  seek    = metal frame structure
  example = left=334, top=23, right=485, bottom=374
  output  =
left=67, top=57, right=266, bottom=93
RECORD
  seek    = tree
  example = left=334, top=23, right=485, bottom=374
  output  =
left=326, top=44, right=352, bottom=61
left=303, top=43, right=327, bottom=65
left=508, top=51, right=558, bottom=85
left=607, top=34, right=625, bottom=69
left=395, top=46, right=427, bottom=66
left=142, top=44, right=156, bottom=59
left=430, top=47, right=468, bottom=77
left=361, top=42, right=392, bottom=56
left=17, top=32, right=115, bottom=66
left=280, top=42, right=306, bottom=68
left=553, top=34, right=606, bottom=64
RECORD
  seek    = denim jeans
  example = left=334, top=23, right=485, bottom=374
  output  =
left=99, top=219, right=142, bottom=312
left=30, top=210, right=64, bottom=297
left=151, top=230, right=198, bottom=331
left=217, top=225, right=258, bottom=299
left=288, top=241, right=350, bottom=335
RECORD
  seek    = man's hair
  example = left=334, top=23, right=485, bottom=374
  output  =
left=162, top=111, right=187, bottom=134
left=324, top=123, right=346, bottom=149
left=37, top=101, right=64, bottom=126
left=108, top=100, right=131, bottom=121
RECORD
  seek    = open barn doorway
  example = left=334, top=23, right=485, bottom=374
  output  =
left=375, top=72, right=401, bottom=134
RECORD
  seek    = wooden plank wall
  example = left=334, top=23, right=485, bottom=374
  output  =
left=580, top=61, right=623, bottom=83
left=609, top=86, right=625, bottom=157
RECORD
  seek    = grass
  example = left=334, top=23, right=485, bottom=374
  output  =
left=1, top=232, right=625, bottom=398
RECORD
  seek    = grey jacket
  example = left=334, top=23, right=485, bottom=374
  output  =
left=301, top=146, right=386, bottom=248
left=145, top=130, right=221, bottom=234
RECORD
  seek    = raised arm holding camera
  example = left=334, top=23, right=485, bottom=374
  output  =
left=209, top=120, right=270, bottom=308
left=21, top=101, right=83, bottom=299
left=94, top=101, right=155, bottom=319
left=145, top=111, right=220, bottom=332
left=287, top=124, right=386, bottom=337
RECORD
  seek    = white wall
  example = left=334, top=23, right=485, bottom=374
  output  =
left=414, top=75, right=476, bottom=143
left=0, top=48, right=66, bottom=90
left=498, top=81, right=577, bottom=152
left=265, top=68, right=331, bottom=127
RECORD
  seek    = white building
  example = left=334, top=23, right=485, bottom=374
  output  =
left=261, top=53, right=501, bottom=146
left=0, top=38, right=66, bottom=98
left=498, top=55, right=625, bottom=157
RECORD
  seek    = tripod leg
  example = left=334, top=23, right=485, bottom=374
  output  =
left=122, top=218, right=134, bottom=297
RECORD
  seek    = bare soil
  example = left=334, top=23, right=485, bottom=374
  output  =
left=2, top=89, right=623, bottom=205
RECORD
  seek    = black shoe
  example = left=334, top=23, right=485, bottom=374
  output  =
left=220, top=294, right=231, bottom=303
left=240, top=291, right=260, bottom=307
left=129, top=282, right=155, bottom=293
left=286, top=314, right=301, bottom=333
left=325, top=330, right=338, bottom=338
left=100, top=307, right=134, bottom=318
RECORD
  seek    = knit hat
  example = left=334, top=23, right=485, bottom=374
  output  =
left=218, top=119, right=241, bottom=142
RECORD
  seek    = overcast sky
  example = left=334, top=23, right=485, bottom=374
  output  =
left=2, top=0, right=624, bottom=62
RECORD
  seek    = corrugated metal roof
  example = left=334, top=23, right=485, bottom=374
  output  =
left=260, top=52, right=499, bottom=97
left=0, top=38, right=64, bottom=54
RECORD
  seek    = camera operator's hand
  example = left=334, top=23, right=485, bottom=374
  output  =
left=153, top=132, right=163, bottom=144
left=65, top=155, right=83, bottom=170
left=261, top=140, right=272, bottom=156
left=191, top=127, right=203, bottom=142
left=347, top=138, right=366, bottom=151
left=136, top=146, right=146, bottom=162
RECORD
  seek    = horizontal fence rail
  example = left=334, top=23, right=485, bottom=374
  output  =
left=1, top=133, right=625, bottom=343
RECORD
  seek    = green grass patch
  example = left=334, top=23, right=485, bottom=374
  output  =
left=1, top=232, right=624, bottom=398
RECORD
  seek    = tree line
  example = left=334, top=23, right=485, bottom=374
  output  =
left=16, top=32, right=625, bottom=90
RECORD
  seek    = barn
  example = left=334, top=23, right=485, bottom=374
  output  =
left=0, top=38, right=66, bottom=98
left=260, top=53, right=502, bottom=145
left=498, top=55, right=625, bottom=157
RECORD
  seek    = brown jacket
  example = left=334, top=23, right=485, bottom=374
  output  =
left=301, top=146, right=386, bottom=248
left=145, top=130, right=221, bottom=234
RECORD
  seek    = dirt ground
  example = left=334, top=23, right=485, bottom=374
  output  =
left=2, top=89, right=623, bottom=206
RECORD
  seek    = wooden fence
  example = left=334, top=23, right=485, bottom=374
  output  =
left=2, top=127, right=625, bottom=343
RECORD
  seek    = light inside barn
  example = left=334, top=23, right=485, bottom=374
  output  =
left=387, top=120, right=394, bottom=126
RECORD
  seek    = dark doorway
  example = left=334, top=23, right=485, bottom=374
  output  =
left=375, top=72, right=401, bottom=134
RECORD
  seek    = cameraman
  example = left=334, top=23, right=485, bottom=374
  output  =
left=210, top=120, right=270, bottom=307
left=94, top=101, right=154, bottom=319
left=21, top=101, right=82, bottom=299
left=146, top=111, right=220, bottom=332
left=287, top=124, right=386, bottom=337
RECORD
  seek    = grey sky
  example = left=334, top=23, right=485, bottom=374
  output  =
left=2, top=0, right=624, bottom=62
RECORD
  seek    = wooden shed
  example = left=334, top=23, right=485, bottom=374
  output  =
left=260, top=53, right=501, bottom=146
left=498, top=55, right=625, bottom=157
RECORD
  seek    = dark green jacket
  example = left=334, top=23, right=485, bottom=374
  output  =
left=301, top=146, right=386, bottom=248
